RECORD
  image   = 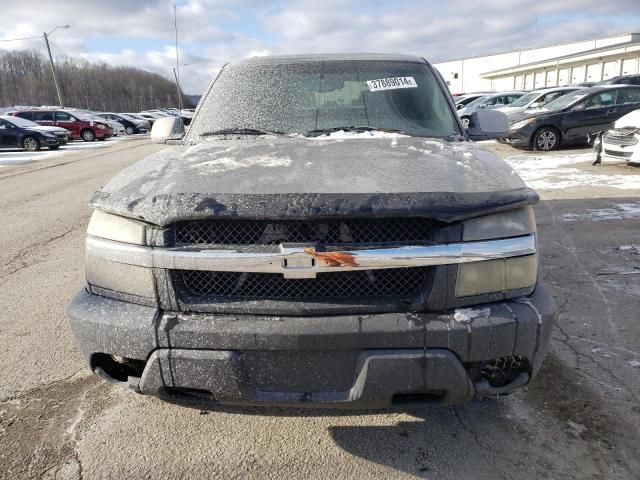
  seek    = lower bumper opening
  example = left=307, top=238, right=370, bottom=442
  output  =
left=91, top=353, right=145, bottom=389
left=391, top=391, right=446, bottom=406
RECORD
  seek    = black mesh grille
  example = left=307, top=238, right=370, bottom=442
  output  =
left=174, top=218, right=436, bottom=246
left=173, top=268, right=428, bottom=300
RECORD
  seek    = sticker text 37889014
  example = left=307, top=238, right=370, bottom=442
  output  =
left=366, top=76, right=417, bottom=92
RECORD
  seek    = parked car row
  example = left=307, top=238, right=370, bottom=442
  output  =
left=0, top=107, right=157, bottom=151
left=454, top=73, right=640, bottom=150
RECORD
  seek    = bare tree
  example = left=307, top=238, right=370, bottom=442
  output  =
left=0, top=49, right=193, bottom=111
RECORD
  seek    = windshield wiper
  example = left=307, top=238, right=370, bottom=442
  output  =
left=305, top=126, right=406, bottom=136
left=200, top=128, right=284, bottom=137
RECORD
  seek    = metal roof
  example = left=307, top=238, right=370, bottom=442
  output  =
left=482, top=40, right=640, bottom=78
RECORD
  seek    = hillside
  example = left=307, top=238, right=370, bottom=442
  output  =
left=0, top=49, right=193, bottom=112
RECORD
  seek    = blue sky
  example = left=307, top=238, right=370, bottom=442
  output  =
left=1, top=0, right=639, bottom=93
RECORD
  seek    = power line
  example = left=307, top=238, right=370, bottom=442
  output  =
left=0, top=34, right=43, bottom=43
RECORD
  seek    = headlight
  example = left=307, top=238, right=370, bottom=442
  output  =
left=455, top=255, right=537, bottom=297
left=462, top=207, right=536, bottom=241
left=86, top=211, right=154, bottom=299
left=457, top=207, right=538, bottom=297
left=87, top=210, right=147, bottom=245
left=86, top=256, right=156, bottom=298
left=97, top=124, right=105, bottom=129
left=510, top=118, right=535, bottom=130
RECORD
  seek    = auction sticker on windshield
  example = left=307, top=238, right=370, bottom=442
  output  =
left=367, top=77, right=417, bottom=92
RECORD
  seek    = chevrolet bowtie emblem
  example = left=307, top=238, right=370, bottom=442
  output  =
left=303, top=247, right=359, bottom=267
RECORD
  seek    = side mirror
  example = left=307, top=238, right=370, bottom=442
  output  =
left=530, top=102, right=542, bottom=108
left=466, top=109, right=510, bottom=141
left=151, top=116, right=185, bottom=144
left=456, top=104, right=463, bottom=110
left=478, top=103, right=487, bottom=108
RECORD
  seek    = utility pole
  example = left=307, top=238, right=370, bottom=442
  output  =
left=172, top=67, right=182, bottom=110
left=43, top=32, right=64, bottom=107
left=173, top=3, right=183, bottom=110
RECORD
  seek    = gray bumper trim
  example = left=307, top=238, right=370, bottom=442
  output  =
left=139, top=348, right=475, bottom=408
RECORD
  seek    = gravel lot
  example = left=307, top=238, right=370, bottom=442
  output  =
left=1, top=139, right=639, bottom=479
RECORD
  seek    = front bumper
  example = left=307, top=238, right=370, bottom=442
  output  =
left=601, top=141, right=640, bottom=164
left=69, top=284, right=556, bottom=408
left=504, top=125, right=536, bottom=148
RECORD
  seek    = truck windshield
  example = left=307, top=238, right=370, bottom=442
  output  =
left=186, top=60, right=460, bottom=141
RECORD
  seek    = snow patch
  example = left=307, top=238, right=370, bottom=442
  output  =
left=196, top=155, right=292, bottom=173
left=560, top=203, right=640, bottom=222
left=505, top=152, right=640, bottom=191
left=453, top=307, right=491, bottom=323
left=308, top=130, right=409, bottom=140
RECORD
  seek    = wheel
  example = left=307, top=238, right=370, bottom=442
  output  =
left=532, top=127, right=560, bottom=151
left=460, top=116, right=471, bottom=128
left=81, top=129, right=96, bottom=142
left=22, top=136, right=41, bottom=152
left=48, top=145, right=60, bottom=150
left=125, top=126, right=135, bottom=135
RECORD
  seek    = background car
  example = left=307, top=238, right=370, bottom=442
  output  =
left=598, top=108, right=640, bottom=164
left=454, top=92, right=492, bottom=110
left=12, top=110, right=112, bottom=142
left=97, top=113, right=148, bottom=134
left=88, top=114, right=124, bottom=136
left=457, top=91, right=525, bottom=127
left=0, top=115, right=61, bottom=151
left=505, top=85, right=640, bottom=150
left=596, top=74, right=640, bottom=86
left=1, top=114, right=69, bottom=144
left=496, top=87, right=580, bottom=116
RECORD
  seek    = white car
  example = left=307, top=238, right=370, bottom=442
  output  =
left=89, top=115, right=124, bottom=136
left=598, top=109, right=640, bottom=164
left=496, top=87, right=580, bottom=117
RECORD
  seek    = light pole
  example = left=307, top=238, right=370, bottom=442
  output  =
left=172, top=63, right=187, bottom=110
left=43, top=25, right=70, bottom=107
left=173, top=4, right=182, bottom=110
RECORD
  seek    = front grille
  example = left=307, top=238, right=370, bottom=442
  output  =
left=603, top=130, right=639, bottom=147
left=604, top=149, right=633, bottom=158
left=174, top=218, right=437, bottom=246
left=172, top=267, right=428, bottom=300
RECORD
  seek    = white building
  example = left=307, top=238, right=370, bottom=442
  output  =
left=434, top=33, right=640, bottom=94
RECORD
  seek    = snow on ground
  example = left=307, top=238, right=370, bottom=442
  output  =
left=504, top=152, right=640, bottom=191
left=0, top=135, right=142, bottom=167
left=560, top=203, right=640, bottom=222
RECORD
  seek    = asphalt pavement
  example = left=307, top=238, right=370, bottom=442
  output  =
left=1, top=139, right=639, bottom=479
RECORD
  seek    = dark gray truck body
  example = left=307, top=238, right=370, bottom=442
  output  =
left=69, top=54, right=555, bottom=409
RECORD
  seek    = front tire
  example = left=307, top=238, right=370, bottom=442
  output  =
left=125, top=126, right=135, bottom=135
left=533, top=127, right=560, bottom=151
left=460, top=116, right=471, bottom=128
left=22, top=136, right=41, bottom=152
left=81, top=129, right=96, bottom=142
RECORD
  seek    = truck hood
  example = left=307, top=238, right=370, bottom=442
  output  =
left=91, top=135, right=537, bottom=226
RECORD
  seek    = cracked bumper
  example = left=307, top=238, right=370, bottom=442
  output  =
left=68, top=285, right=556, bottom=408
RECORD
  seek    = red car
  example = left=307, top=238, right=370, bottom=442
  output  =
left=12, top=110, right=113, bottom=141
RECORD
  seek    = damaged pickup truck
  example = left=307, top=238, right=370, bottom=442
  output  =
left=69, top=54, right=556, bottom=408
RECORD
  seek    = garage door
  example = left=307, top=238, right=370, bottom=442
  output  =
left=622, top=58, right=638, bottom=75
left=571, top=66, right=585, bottom=83
left=558, top=68, right=570, bottom=86
left=602, top=61, right=619, bottom=81
left=534, top=72, right=545, bottom=89
left=586, top=64, right=601, bottom=82
left=546, top=70, right=557, bottom=87
left=514, top=75, right=524, bottom=90
left=524, top=74, right=534, bottom=90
